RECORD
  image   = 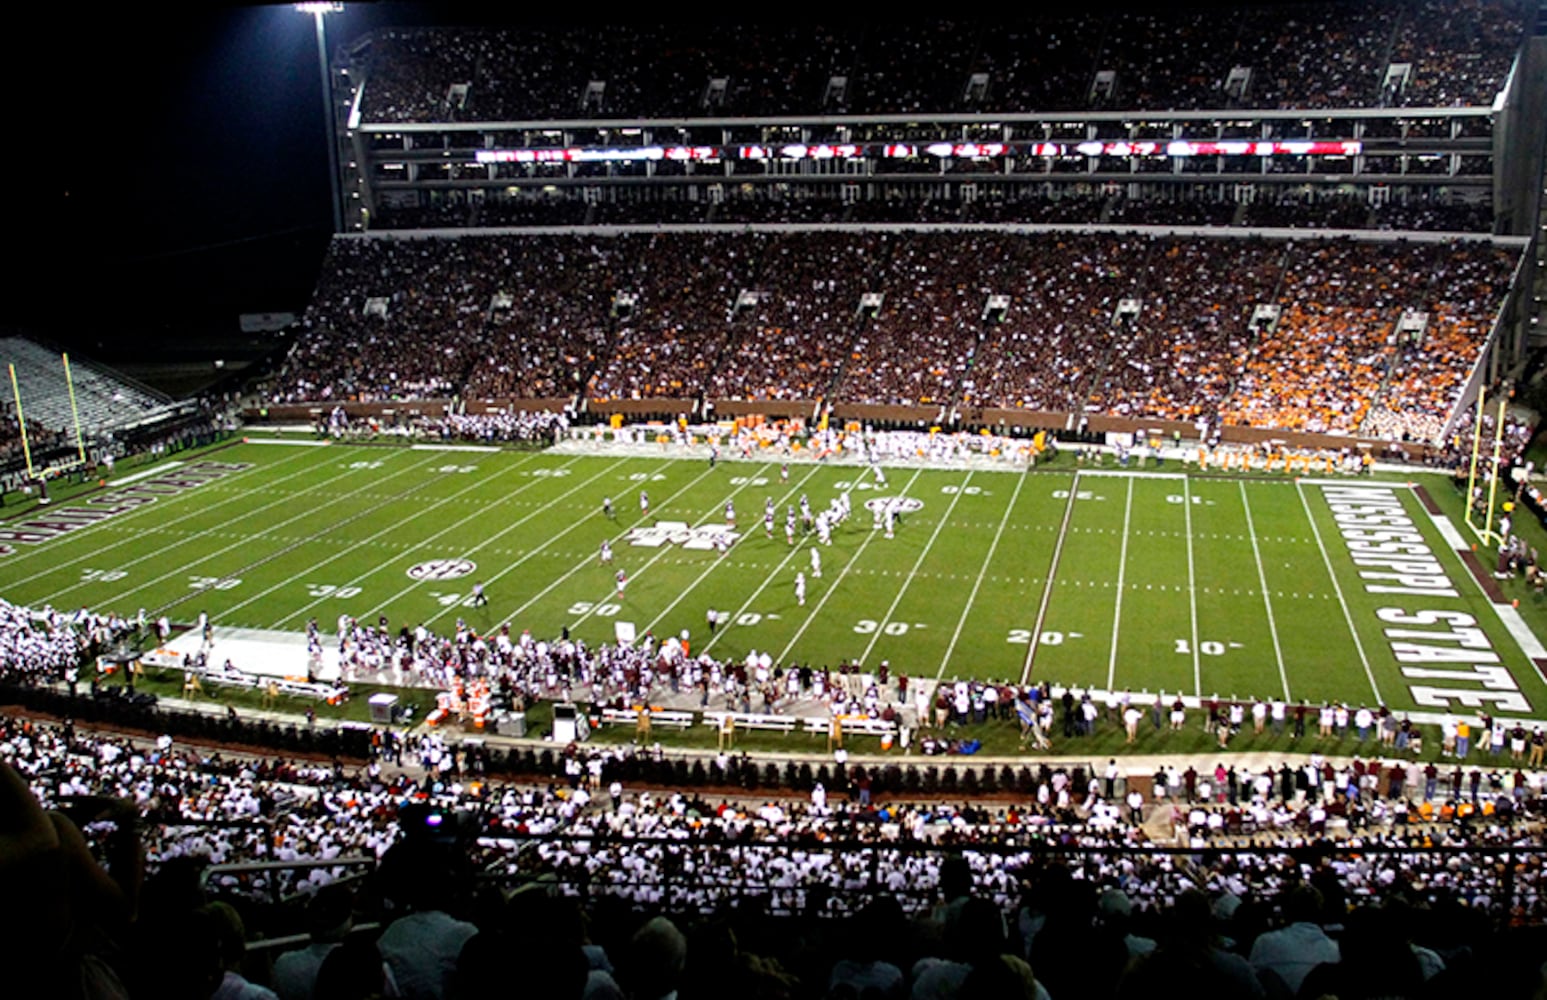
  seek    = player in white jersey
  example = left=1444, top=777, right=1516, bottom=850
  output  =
left=785, top=509, right=796, bottom=546
left=725, top=500, right=735, bottom=525
left=640, top=491, right=649, bottom=516
left=599, top=540, right=613, bottom=564
left=616, top=569, right=628, bottom=598
left=602, top=496, right=614, bottom=519
left=884, top=504, right=896, bottom=539
left=810, top=547, right=822, bottom=578
left=872, top=463, right=887, bottom=487
left=795, top=571, right=806, bottom=606
left=816, top=513, right=832, bottom=546
left=764, top=509, right=775, bottom=538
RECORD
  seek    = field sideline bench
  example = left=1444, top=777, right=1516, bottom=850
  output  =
left=599, top=706, right=695, bottom=729
left=701, top=710, right=798, bottom=733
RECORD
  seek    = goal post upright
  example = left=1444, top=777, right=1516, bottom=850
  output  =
left=61, top=352, right=87, bottom=467
left=9, top=362, right=35, bottom=480
left=1463, top=387, right=1486, bottom=538
left=1482, top=393, right=1508, bottom=546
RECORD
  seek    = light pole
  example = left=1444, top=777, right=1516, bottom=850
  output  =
left=296, top=3, right=344, bottom=233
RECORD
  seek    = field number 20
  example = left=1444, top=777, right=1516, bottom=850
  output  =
left=1008, top=630, right=1066, bottom=645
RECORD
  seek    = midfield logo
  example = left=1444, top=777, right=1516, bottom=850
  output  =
left=627, top=521, right=740, bottom=550
left=863, top=496, right=924, bottom=514
left=407, top=559, right=477, bottom=581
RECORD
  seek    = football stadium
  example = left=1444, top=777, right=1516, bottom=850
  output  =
left=3, top=3, right=1547, bottom=998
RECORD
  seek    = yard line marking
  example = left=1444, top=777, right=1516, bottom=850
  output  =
left=109, top=461, right=184, bottom=486
left=0, top=445, right=324, bottom=577
left=774, top=467, right=927, bottom=665
left=1239, top=481, right=1291, bottom=700
left=1106, top=478, right=1134, bottom=690
left=1020, top=472, right=1081, bottom=686
left=1183, top=477, right=1201, bottom=696
left=249, top=452, right=551, bottom=627
left=35, top=449, right=431, bottom=607
left=241, top=438, right=331, bottom=446
left=640, top=464, right=823, bottom=636
left=371, top=454, right=641, bottom=628
left=937, top=467, right=1029, bottom=682
left=1295, top=480, right=1383, bottom=704
left=564, top=462, right=777, bottom=632
left=857, top=471, right=974, bottom=666
left=488, top=460, right=727, bottom=631
left=117, top=452, right=450, bottom=616
left=408, top=443, right=501, bottom=453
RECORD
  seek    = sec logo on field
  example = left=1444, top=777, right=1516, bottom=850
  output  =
left=407, top=559, right=477, bottom=581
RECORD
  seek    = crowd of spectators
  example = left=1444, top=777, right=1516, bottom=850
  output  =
left=587, top=234, right=754, bottom=402
left=964, top=235, right=1143, bottom=413
left=1217, top=239, right=1496, bottom=436
left=6, top=701, right=1547, bottom=999
left=274, top=231, right=1517, bottom=444
left=1360, top=244, right=1516, bottom=441
left=1086, top=238, right=1285, bottom=422
left=834, top=233, right=995, bottom=407
left=349, top=2, right=1527, bottom=123
left=371, top=187, right=1499, bottom=235
left=705, top=232, right=880, bottom=403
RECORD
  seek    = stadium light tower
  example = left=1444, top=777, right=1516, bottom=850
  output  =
left=297, top=2, right=345, bottom=233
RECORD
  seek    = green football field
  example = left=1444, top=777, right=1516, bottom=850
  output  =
left=3, top=438, right=1546, bottom=722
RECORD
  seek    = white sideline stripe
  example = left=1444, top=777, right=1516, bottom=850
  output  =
left=1021, top=471, right=1081, bottom=686
left=979, top=683, right=1547, bottom=728
left=1427, top=510, right=1468, bottom=549
left=1183, top=477, right=1201, bottom=697
left=1494, top=605, right=1547, bottom=660
left=1106, top=479, right=1134, bottom=690
left=251, top=453, right=548, bottom=628
left=938, top=468, right=1030, bottom=683
left=242, top=438, right=331, bottom=447
left=1427, top=505, right=1547, bottom=673
left=1295, top=477, right=1409, bottom=488
left=110, top=461, right=184, bottom=486
left=775, top=467, right=927, bottom=664
left=1296, top=481, right=1384, bottom=704
left=641, top=464, right=822, bottom=636
left=404, top=456, right=639, bottom=628
left=1240, top=481, right=1291, bottom=700
left=856, top=470, right=975, bottom=666
left=0, top=445, right=321, bottom=575
left=75, top=453, right=446, bottom=612
left=409, top=443, right=501, bottom=453
left=1078, top=469, right=1186, bottom=480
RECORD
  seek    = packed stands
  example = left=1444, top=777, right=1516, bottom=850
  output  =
left=963, top=235, right=1147, bottom=414
left=1085, top=238, right=1286, bottom=422
left=275, top=230, right=1517, bottom=445
left=349, top=2, right=1528, bottom=123
left=587, top=233, right=751, bottom=403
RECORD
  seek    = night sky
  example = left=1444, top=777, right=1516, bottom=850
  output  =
left=1, top=4, right=403, bottom=352
left=0, top=1, right=1298, bottom=356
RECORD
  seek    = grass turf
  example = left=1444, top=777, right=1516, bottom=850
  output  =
left=3, top=440, right=1545, bottom=733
